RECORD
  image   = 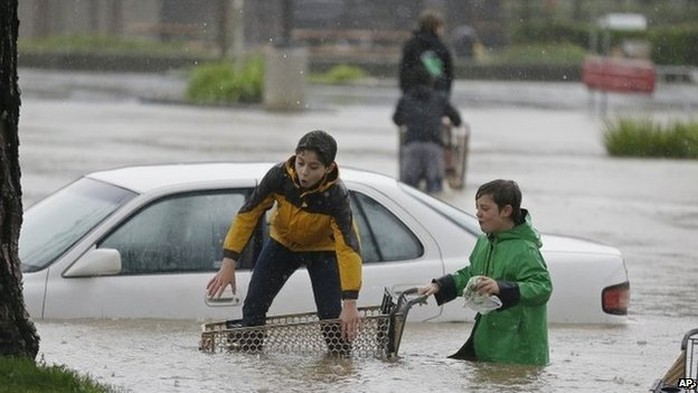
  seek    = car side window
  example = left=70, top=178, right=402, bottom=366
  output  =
left=98, top=190, right=253, bottom=275
left=350, top=191, right=423, bottom=263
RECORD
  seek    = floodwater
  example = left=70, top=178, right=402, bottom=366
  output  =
left=35, top=316, right=692, bottom=393
left=19, top=73, right=698, bottom=392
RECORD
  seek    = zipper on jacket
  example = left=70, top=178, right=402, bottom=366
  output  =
left=484, top=236, right=497, bottom=276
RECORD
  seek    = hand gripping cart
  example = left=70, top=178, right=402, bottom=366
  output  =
left=199, top=287, right=427, bottom=358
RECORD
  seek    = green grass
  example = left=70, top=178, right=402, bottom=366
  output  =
left=309, top=65, right=367, bottom=84
left=603, top=118, right=698, bottom=159
left=0, top=356, right=119, bottom=393
left=185, top=57, right=264, bottom=104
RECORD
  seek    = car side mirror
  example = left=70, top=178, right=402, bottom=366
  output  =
left=64, top=248, right=122, bottom=277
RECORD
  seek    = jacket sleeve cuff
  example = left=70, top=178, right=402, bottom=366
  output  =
left=433, top=275, right=457, bottom=306
left=222, top=249, right=240, bottom=260
left=496, top=281, right=520, bottom=311
left=342, top=290, right=359, bottom=300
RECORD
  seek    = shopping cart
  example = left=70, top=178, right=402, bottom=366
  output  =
left=650, top=327, right=698, bottom=392
left=397, top=120, right=470, bottom=191
left=200, top=287, right=427, bottom=358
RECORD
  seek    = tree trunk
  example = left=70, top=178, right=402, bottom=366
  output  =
left=0, top=0, right=40, bottom=360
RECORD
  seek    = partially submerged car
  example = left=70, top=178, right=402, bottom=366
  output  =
left=20, top=163, right=630, bottom=324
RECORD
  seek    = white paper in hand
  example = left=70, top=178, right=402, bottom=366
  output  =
left=463, top=276, right=503, bottom=314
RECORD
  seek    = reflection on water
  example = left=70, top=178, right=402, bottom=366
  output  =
left=36, top=317, right=694, bottom=393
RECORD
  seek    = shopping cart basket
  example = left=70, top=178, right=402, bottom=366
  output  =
left=200, top=287, right=427, bottom=358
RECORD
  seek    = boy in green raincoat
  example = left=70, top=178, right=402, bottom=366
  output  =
left=419, top=179, right=552, bottom=365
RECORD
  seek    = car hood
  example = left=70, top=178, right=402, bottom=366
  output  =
left=540, top=233, right=621, bottom=256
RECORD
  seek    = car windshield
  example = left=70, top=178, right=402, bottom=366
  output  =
left=399, top=184, right=482, bottom=235
left=19, top=178, right=137, bottom=273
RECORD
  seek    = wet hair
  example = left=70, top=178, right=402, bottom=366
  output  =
left=418, top=9, right=445, bottom=34
left=476, top=179, right=524, bottom=224
left=295, top=130, right=337, bottom=166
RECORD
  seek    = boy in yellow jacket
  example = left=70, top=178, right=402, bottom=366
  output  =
left=207, top=130, right=362, bottom=349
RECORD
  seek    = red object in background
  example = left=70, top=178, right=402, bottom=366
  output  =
left=582, top=56, right=656, bottom=94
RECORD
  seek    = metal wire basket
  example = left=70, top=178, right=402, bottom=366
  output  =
left=199, top=287, right=427, bottom=358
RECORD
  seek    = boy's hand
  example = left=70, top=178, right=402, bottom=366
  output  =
left=206, top=257, right=237, bottom=298
left=339, top=300, right=361, bottom=341
left=475, top=276, right=499, bottom=296
left=418, top=282, right=440, bottom=296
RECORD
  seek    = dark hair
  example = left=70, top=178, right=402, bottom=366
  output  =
left=418, top=9, right=445, bottom=33
left=295, top=130, right=337, bottom=166
left=475, top=179, right=523, bottom=224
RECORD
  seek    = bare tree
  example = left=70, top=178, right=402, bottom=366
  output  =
left=0, top=0, right=40, bottom=359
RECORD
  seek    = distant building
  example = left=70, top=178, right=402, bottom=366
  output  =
left=18, top=0, right=503, bottom=56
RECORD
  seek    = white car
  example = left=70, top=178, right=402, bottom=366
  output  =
left=20, top=162, right=630, bottom=324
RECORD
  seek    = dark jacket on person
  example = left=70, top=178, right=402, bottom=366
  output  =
left=392, top=85, right=462, bottom=146
left=222, top=157, right=362, bottom=300
left=399, top=29, right=454, bottom=96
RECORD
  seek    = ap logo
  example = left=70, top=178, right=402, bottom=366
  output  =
left=677, top=378, right=697, bottom=391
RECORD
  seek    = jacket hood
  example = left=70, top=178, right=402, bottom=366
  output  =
left=490, top=209, right=543, bottom=248
left=284, top=155, right=339, bottom=194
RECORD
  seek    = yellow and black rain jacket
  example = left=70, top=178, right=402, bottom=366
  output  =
left=223, top=157, right=362, bottom=300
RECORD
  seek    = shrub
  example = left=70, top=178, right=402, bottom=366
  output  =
left=510, top=21, right=698, bottom=66
left=186, top=57, right=264, bottom=105
left=511, top=21, right=590, bottom=48
left=603, top=118, right=698, bottom=159
left=648, top=25, right=698, bottom=66
left=310, top=65, right=366, bottom=84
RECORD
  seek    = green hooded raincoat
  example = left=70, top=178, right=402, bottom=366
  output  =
left=433, top=211, right=552, bottom=366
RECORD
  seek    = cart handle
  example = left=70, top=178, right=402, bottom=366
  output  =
left=394, top=287, right=428, bottom=315
left=681, top=327, right=698, bottom=350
